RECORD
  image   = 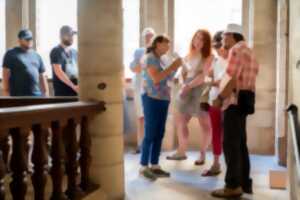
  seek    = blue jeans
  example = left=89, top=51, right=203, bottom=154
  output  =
left=140, top=94, right=169, bottom=166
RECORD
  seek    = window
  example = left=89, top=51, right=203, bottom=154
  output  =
left=38, top=0, right=77, bottom=76
left=174, top=0, right=242, bottom=55
left=0, top=0, right=5, bottom=74
left=123, top=0, right=140, bottom=78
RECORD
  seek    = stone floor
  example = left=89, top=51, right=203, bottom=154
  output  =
left=124, top=151, right=289, bottom=200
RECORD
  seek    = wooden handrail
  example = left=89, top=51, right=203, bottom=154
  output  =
left=287, top=104, right=300, bottom=200
left=0, top=96, right=78, bottom=108
left=0, top=101, right=105, bottom=130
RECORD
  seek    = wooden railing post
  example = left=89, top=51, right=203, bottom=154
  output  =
left=50, top=121, right=68, bottom=200
left=0, top=134, right=7, bottom=200
left=64, top=119, right=84, bottom=200
left=9, top=128, right=29, bottom=200
left=0, top=135, right=10, bottom=173
left=31, top=124, right=49, bottom=200
left=79, top=116, right=96, bottom=192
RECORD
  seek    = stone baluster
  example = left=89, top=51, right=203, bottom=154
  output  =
left=50, top=121, right=68, bottom=200
left=9, top=128, right=29, bottom=200
left=31, top=124, right=49, bottom=200
left=64, top=119, right=84, bottom=199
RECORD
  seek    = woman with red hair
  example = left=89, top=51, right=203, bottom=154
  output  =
left=167, top=30, right=213, bottom=166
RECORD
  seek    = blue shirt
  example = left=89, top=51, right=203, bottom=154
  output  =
left=143, top=53, right=174, bottom=101
left=130, top=48, right=145, bottom=92
left=2, top=47, right=45, bottom=96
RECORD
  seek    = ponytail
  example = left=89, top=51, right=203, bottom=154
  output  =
left=146, top=35, right=170, bottom=54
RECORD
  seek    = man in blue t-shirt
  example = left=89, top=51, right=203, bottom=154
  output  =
left=2, top=29, right=49, bottom=96
left=50, top=25, right=78, bottom=96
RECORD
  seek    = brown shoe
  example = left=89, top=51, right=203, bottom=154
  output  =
left=211, top=187, right=243, bottom=198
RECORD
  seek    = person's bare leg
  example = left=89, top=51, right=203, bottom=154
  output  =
left=197, top=113, right=212, bottom=163
left=137, top=117, right=144, bottom=148
left=177, top=113, right=191, bottom=155
left=167, top=113, right=191, bottom=160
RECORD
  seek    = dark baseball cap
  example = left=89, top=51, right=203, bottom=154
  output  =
left=18, top=29, right=33, bottom=40
left=60, top=25, right=77, bottom=37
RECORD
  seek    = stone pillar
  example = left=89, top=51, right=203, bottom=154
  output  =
left=5, top=0, right=37, bottom=49
left=6, top=0, right=23, bottom=48
left=276, top=0, right=288, bottom=166
left=242, top=0, right=250, bottom=42
left=246, top=0, right=277, bottom=154
left=78, top=0, right=124, bottom=199
left=140, top=0, right=174, bottom=43
left=28, top=0, right=38, bottom=49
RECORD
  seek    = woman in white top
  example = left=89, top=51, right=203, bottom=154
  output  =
left=167, top=29, right=213, bottom=165
left=130, top=28, right=155, bottom=154
left=202, top=31, right=228, bottom=176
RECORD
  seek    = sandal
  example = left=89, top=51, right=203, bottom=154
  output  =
left=202, top=165, right=221, bottom=176
left=194, top=159, right=205, bottom=166
left=166, top=152, right=187, bottom=161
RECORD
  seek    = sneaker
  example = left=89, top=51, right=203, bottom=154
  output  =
left=151, top=168, right=171, bottom=178
left=133, top=148, right=141, bottom=154
left=211, top=187, right=243, bottom=198
left=166, top=152, right=187, bottom=161
left=139, top=168, right=157, bottom=181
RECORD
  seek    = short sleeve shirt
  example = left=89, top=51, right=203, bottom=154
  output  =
left=50, top=45, right=78, bottom=96
left=142, top=53, right=174, bottom=101
left=2, top=47, right=45, bottom=96
left=130, top=48, right=146, bottom=92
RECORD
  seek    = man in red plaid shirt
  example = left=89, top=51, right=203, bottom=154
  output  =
left=212, top=24, right=259, bottom=198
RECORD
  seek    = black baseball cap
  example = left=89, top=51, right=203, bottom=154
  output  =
left=60, top=25, right=77, bottom=37
left=18, top=29, right=33, bottom=40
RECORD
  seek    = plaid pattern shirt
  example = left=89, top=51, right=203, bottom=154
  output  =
left=222, top=41, right=259, bottom=110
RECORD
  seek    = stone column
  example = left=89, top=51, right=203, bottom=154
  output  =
left=5, top=0, right=37, bottom=49
left=246, top=0, right=277, bottom=154
left=140, top=0, right=174, bottom=43
left=78, top=0, right=124, bottom=199
left=28, top=0, right=38, bottom=49
left=6, top=0, right=23, bottom=48
left=242, top=0, right=250, bottom=42
left=276, top=0, right=288, bottom=166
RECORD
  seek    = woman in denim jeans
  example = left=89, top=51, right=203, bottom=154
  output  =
left=139, top=35, right=182, bottom=181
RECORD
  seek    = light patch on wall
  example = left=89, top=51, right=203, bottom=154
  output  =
left=174, top=0, right=242, bottom=56
left=37, top=0, right=77, bottom=77
left=123, top=0, right=140, bottom=79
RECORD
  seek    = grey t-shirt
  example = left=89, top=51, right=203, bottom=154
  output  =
left=2, top=47, right=45, bottom=96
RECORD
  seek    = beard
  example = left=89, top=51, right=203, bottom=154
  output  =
left=63, top=40, right=73, bottom=47
left=20, top=44, right=31, bottom=50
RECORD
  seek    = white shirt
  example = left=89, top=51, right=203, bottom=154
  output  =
left=209, top=56, right=227, bottom=104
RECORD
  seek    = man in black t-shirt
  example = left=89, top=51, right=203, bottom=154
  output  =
left=2, top=29, right=49, bottom=96
left=50, top=25, right=78, bottom=96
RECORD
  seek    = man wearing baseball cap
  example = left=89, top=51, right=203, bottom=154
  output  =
left=212, top=24, right=259, bottom=198
left=2, top=29, right=49, bottom=96
left=50, top=25, right=79, bottom=96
